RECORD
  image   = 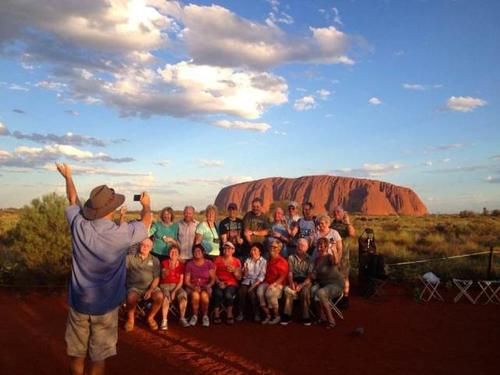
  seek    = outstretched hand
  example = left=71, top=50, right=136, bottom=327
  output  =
left=55, top=162, right=72, bottom=179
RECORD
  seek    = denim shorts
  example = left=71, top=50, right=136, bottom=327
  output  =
left=65, top=306, right=119, bottom=361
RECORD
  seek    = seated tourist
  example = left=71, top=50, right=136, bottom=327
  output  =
left=212, top=242, right=242, bottom=324
left=257, top=239, right=289, bottom=325
left=312, top=237, right=344, bottom=329
left=281, top=238, right=314, bottom=326
left=237, top=242, right=267, bottom=322
left=159, top=244, right=189, bottom=330
left=124, top=238, right=164, bottom=332
left=184, top=244, right=216, bottom=327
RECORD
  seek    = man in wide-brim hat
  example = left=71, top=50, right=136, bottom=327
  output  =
left=56, top=162, right=152, bottom=375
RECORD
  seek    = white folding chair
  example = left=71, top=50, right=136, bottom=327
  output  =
left=452, top=278, right=476, bottom=304
left=476, top=280, right=500, bottom=304
left=327, top=292, right=344, bottom=320
left=419, top=275, right=444, bottom=302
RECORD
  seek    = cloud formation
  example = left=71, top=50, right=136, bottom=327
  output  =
left=294, top=95, right=316, bottom=111
left=198, top=159, right=224, bottom=168
left=331, top=163, right=402, bottom=177
left=212, top=120, right=271, bottom=132
left=446, top=96, right=487, bottom=112
left=368, top=97, right=382, bottom=105
left=427, top=143, right=464, bottom=152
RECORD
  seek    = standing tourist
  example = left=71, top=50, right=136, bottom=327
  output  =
left=178, top=206, right=198, bottom=261
left=219, top=202, right=245, bottom=259
left=150, top=206, right=178, bottom=262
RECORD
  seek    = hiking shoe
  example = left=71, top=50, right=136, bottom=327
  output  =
left=261, top=316, right=271, bottom=325
left=236, top=313, right=244, bottom=322
left=189, top=315, right=198, bottom=326
left=160, top=319, right=168, bottom=331
left=180, top=318, right=190, bottom=328
left=280, top=315, right=292, bottom=326
left=269, top=316, right=281, bottom=325
left=302, top=318, right=312, bottom=326
left=202, top=315, right=210, bottom=327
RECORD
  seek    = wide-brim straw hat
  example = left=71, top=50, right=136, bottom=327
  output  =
left=83, top=185, right=125, bottom=220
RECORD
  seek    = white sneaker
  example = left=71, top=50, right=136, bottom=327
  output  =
left=160, top=319, right=168, bottom=331
left=202, top=315, right=210, bottom=327
left=261, top=316, right=271, bottom=325
left=180, top=318, right=190, bottom=328
left=189, top=315, right=198, bottom=326
left=269, top=316, right=281, bottom=325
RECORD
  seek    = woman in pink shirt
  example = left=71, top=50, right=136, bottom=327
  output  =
left=184, top=244, right=216, bottom=327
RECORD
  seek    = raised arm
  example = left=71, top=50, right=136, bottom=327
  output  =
left=55, top=162, right=80, bottom=206
left=139, top=192, right=153, bottom=230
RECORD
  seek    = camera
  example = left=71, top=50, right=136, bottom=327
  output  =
left=133, top=194, right=142, bottom=201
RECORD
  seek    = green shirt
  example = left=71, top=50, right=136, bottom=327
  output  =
left=150, top=221, right=179, bottom=256
left=126, top=253, right=160, bottom=290
left=195, top=221, right=220, bottom=256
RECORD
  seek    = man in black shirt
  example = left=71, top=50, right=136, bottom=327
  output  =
left=219, top=202, right=245, bottom=259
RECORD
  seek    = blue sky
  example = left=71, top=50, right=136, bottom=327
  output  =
left=0, top=0, right=498, bottom=213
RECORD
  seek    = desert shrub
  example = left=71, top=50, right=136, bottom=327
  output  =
left=459, top=210, right=476, bottom=218
left=3, top=193, right=71, bottom=285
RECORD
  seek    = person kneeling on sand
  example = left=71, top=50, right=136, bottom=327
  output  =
left=159, top=244, right=189, bottom=330
left=257, top=240, right=288, bottom=325
left=125, top=238, right=164, bottom=332
left=57, top=162, right=151, bottom=375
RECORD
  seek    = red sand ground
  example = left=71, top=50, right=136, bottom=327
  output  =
left=0, top=285, right=498, bottom=375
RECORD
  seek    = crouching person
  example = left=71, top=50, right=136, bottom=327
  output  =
left=312, top=237, right=344, bottom=329
left=281, top=238, right=313, bottom=326
left=159, top=244, right=189, bottom=330
left=257, top=240, right=288, bottom=325
left=125, top=238, right=164, bottom=332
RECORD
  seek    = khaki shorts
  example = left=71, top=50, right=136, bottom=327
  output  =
left=127, top=286, right=161, bottom=297
left=65, top=306, right=119, bottom=361
left=160, top=283, right=188, bottom=301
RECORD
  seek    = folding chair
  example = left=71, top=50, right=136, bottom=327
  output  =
left=327, top=292, right=344, bottom=320
left=419, top=275, right=444, bottom=302
left=452, top=279, right=476, bottom=304
left=476, top=280, right=500, bottom=304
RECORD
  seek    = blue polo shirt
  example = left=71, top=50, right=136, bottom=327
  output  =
left=65, top=205, right=148, bottom=315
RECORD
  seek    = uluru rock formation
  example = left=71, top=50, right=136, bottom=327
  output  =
left=214, top=175, right=428, bottom=216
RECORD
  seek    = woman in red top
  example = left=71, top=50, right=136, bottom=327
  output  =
left=159, top=244, right=188, bottom=330
left=257, top=239, right=288, bottom=325
left=213, top=242, right=242, bottom=324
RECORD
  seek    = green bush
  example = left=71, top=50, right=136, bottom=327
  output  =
left=2, top=193, right=71, bottom=285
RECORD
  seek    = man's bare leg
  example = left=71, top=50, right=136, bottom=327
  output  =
left=69, top=356, right=85, bottom=375
left=88, top=360, right=106, bottom=375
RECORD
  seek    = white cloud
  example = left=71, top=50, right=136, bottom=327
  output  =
left=157, top=62, right=288, bottom=119
left=423, top=161, right=433, bottom=166
left=332, top=7, right=343, bottom=26
left=427, top=143, right=464, bottom=152
left=9, top=83, right=29, bottom=91
left=403, top=83, right=425, bottom=91
left=331, top=163, right=403, bottom=178
left=0, top=122, right=9, bottom=136
left=485, top=176, right=500, bottom=183
left=294, top=95, right=316, bottom=111
left=43, top=163, right=149, bottom=177
left=368, top=97, right=382, bottom=105
left=317, top=89, right=331, bottom=100
left=198, top=159, right=224, bottom=168
left=446, top=96, right=487, bottom=112
left=181, top=5, right=354, bottom=69
left=212, top=120, right=271, bottom=133
left=174, top=175, right=253, bottom=186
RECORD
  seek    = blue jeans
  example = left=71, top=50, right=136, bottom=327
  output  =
left=213, top=285, right=238, bottom=308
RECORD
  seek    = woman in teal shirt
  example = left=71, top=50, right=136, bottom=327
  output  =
left=150, top=207, right=179, bottom=261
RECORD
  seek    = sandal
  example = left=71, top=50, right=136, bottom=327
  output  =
left=226, top=317, right=234, bottom=325
left=147, top=318, right=159, bottom=331
left=214, top=317, right=222, bottom=325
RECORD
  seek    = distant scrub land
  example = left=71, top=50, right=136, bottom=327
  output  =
left=0, top=194, right=498, bottom=286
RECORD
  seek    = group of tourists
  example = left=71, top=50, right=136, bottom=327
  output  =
left=57, top=163, right=355, bottom=375
left=124, top=197, right=356, bottom=333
